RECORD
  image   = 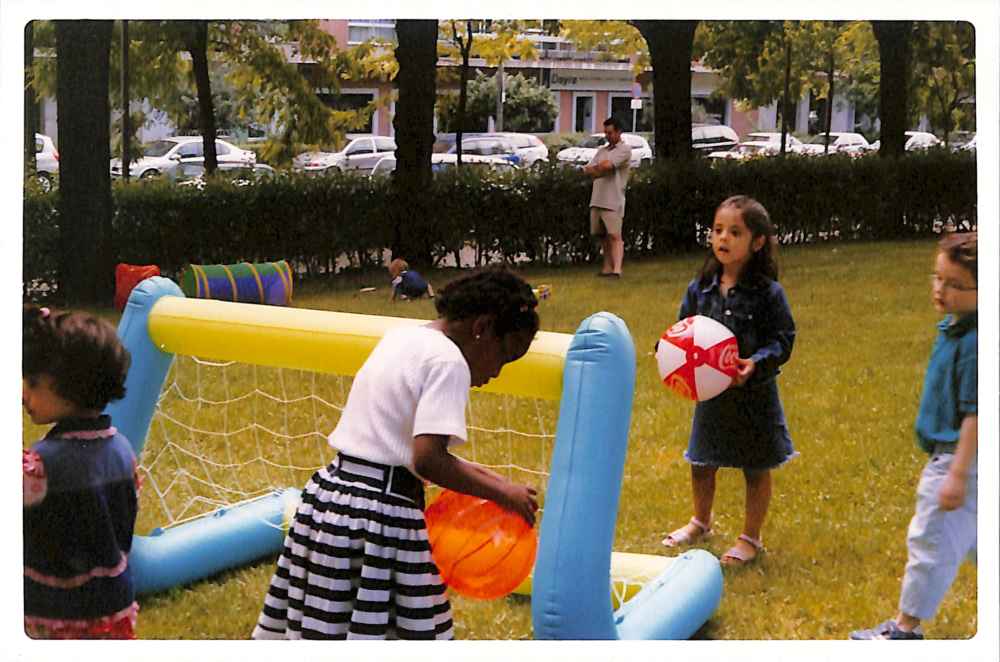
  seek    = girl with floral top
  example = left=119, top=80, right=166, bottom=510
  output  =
left=22, top=305, right=138, bottom=639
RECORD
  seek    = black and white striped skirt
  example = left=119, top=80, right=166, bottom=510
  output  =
left=252, top=453, right=454, bottom=640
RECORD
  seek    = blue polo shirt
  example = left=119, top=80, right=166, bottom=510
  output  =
left=915, top=312, right=977, bottom=454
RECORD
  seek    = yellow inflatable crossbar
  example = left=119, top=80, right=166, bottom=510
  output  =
left=148, top=297, right=572, bottom=401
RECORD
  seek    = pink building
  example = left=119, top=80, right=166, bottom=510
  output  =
left=317, top=20, right=761, bottom=138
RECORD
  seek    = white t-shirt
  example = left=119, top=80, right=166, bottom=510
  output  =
left=328, top=325, right=470, bottom=471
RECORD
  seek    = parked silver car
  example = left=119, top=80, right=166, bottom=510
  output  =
left=34, top=133, right=59, bottom=192
left=110, top=136, right=256, bottom=180
left=370, top=153, right=515, bottom=178
left=177, top=163, right=276, bottom=188
left=744, top=131, right=805, bottom=154
left=556, top=133, right=653, bottom=168
left=799, top=132, right=872, bottom=155
left=447, top=135, right=523, bottom=167
left=293, top=135, right=397, bottom=175
left=481, top=132, right=549, bottom=167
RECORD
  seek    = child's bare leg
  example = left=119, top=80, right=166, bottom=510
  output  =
left=691, top=464, right=717, bottom=528
left=662, top=464, right=717, bottom=546
left=740, top=468, right=772, bottom=545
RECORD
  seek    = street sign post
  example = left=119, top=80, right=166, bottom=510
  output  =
left=630, top=98, right=642, bottom=132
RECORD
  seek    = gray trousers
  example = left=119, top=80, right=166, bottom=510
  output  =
left=898, top=449, right=977, bottom=621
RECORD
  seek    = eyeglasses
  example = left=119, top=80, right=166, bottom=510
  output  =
left=930, top=274, right=977, bottom=292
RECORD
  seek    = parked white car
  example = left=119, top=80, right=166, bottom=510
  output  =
left=293, top=135, right=397, bottom=175
left=110, top=136, right=256, bottom=180
left=556, top=133, right=653, bottom=168
left=708, top=141, right=780, bottom=160
left=483, top=132, right=549, bottom=167
left=903, top=131, right=944, bottom=151
left=447, top=135, right=522, bottom=167
left=744, top=132, right=805, bottom=153
left=799, top=132, right=872, bottom=155
left=177, top=163, right=276, bottom=188
left=870, top=131, right=946, bottom=152
left=690, top=124, right=740, bottom=156
left=958, top=134, right=977, bottom=152
left=34, top=133, right=59, bottom=191
left=370, top=153, right=515, bottom=178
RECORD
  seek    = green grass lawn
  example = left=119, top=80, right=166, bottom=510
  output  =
left=22, top=239, right=977, bottom=640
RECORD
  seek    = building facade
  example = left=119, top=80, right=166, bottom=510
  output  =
left=319, top=19, right=857, bottom=139
left=34, top=19, right=858, bottom=147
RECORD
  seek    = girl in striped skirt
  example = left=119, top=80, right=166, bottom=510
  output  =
left=253, top=267, right=540, bottom=640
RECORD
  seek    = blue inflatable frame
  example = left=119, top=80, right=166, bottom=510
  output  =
left=109, top=277, right=722, bottom=637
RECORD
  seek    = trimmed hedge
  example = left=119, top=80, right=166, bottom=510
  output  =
left=23, top=150, right=976, bottom=293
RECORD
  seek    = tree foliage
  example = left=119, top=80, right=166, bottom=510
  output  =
left=835, top=22, right=880, bottom=132
left=560, top=20, right=649, bottom=75
left=693, top=21, right=849, bottom=115
left=29, top=20, right=396, bottom=166
left=438, top=20, right=538, bottom=68
left=437, top=20, right=542, bottom=152
left=910, top=21, right=975, bottom=143
left=436, top=71, right=558, bottom=132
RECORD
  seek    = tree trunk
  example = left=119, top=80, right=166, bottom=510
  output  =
left=186, top=21, right=217, bottom=174
left=632, top=21, right=698, bottom=161
left=55, top=20, right=114, bottom=305
left=824, top=48, right=834, bottom=154
left=121, top=20, right=132, bottom=180
left=872, top=20, right=912, bottom=158
left=391, top=19, right=437, bottom=265
left=24, top=21, right=37, bottom=178
left=495, top=60, right=504, bottom=132
left=781, top=38, right=791, bottom=154
left=454, top=20, right=473, bottom=167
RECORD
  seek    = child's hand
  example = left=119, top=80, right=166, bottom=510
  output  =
left=497, top=483, right=539, bottom=527
left=938, top=472, right=967, bottom=510
left=731, top=357, right=756, bottom=386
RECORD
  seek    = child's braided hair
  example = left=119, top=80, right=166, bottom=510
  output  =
left=434, top=266, right=539, bottom=338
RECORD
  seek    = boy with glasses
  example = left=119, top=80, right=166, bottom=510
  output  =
left=850, top=233, right=978, bottom=640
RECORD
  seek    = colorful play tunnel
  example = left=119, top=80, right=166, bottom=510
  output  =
left=180, top=261, right=293, bottom=306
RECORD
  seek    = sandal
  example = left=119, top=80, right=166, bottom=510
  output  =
left=661, top=517, right=712, bottom=548
left=720, top=534, right=764, bottom=566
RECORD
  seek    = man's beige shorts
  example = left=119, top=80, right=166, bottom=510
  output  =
left=590, top=207, right=623, bottom=237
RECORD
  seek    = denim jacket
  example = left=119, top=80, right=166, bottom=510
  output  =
left=679, top=273, right=796, bottom=386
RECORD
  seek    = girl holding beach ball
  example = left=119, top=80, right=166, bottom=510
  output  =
left=659, top=196, right=797, bottom=567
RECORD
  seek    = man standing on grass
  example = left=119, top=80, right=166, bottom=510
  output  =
left=584, top=117, right=631, bottom=279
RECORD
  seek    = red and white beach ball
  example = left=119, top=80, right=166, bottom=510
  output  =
left=655, top=315, right=740, bottom=401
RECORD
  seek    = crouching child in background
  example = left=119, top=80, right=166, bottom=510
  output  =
left=389, top=258, right=435, bottom=301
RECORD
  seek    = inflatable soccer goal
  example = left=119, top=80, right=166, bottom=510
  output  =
left=108, top=277, right=722, bottom=640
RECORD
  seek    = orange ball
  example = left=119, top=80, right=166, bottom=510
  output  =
left=424, top=489, right=537, bottom=600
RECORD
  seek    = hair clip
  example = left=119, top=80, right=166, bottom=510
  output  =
left=39, top=307, right=50, bottom=319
